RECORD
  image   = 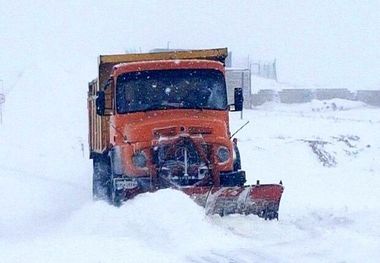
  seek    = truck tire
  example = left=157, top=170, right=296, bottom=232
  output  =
left=109, top=172, right=123, bottom=206
left=233, top=141, right=241, bottom=171
left=110, top=186, right=122, bottom=207
left=93, top=156, right=111, bottom=201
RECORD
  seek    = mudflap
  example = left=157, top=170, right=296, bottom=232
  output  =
left=181, top=184, right=284, bottom=220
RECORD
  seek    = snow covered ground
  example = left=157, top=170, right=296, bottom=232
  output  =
left=1, top=1, right=380, bottom=261
left=1, top=76, right=379, bottom=263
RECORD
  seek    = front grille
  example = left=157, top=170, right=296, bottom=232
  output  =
left=152, top=137, right=212, bottom=186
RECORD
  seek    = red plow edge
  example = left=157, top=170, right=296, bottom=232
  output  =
left=181, top=183, right=284, bottom=220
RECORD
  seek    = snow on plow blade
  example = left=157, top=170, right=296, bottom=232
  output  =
left=181, top=184, right=284, bottom=220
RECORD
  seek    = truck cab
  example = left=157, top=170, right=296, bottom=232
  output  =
left=88, top=48, right=245, bottom=204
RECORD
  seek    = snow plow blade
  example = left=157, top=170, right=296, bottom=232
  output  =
left=181, top=184, right=284, bottom=220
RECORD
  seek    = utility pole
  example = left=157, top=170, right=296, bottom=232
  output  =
left=240, top=73, right=244, bottom=120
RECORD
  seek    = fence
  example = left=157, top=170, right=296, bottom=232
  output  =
left=250, top=60, right=277, bottom=81
left=250, top=88, right=380, bottom=107
left=356, top=90, right=380, bottom=106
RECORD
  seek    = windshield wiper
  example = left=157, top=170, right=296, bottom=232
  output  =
left=142, top=103, right=180, bottom=112
left=141, top=102, right=215, bottom=112
left=181, top=101, right=207, bottom=110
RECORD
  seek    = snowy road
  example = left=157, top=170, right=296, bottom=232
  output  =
left=1, top=99, right=380, bottom=262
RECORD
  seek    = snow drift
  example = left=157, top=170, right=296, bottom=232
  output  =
left=1, top=59, right=380, bottom=262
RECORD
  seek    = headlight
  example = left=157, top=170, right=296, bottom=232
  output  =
left=132, top=152, right=147, bottom=167
left=217, top=146, right=230, bottom=163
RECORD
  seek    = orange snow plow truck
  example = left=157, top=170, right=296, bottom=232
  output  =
left=87, top=48, right=284, bottom=219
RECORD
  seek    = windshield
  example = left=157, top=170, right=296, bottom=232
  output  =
left=116, top=69, right=227, bottom=113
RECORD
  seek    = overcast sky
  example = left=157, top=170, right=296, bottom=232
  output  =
left=1, top=0, right=379, bottom=90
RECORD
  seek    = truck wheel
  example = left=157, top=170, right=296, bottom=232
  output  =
left=109, top=173, right=123, bottom=206
left=93, top=156, right=111, bottom=201
left=111, top=187, right=122, bottom=207
left=233, top=139, right=241, bottom=171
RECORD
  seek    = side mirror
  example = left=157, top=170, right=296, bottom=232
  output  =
left=96, top=91, right=105, bottom=116
left=234, top=87, right=244, bottom=111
